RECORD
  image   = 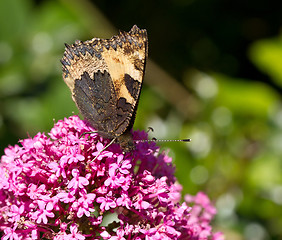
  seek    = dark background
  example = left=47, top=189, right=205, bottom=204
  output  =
left=95, top=0, right=282, bottom=85
left=1, top=0, right=282, bottom=239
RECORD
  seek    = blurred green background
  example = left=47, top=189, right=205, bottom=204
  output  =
left=1, top=0, right=282, bottom=239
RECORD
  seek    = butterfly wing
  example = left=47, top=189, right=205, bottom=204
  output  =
left=61, top=25, right=148, bottom=140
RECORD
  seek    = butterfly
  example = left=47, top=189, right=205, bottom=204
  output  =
left=61, top=25, right=148, bottom=152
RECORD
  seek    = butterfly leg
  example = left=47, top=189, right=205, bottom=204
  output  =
left=79, top=131, right=98, bottom=138
left=91, top=137, right=117, bottom=162
left=147, top=127, right=154, bottom=133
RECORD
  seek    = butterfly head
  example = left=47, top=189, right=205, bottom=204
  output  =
left=116, top=131, right=135, bottom=152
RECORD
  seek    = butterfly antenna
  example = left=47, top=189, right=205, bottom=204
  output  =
left=142, top=127, right=190, bottom=142
left=134, top=138, right=191, bottom=143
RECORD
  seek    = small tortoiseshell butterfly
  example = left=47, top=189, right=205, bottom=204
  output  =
left=61, top=25, right=148, bottom=151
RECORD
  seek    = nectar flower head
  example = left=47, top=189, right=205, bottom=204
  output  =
left=0, top=115, right=224, bottom=239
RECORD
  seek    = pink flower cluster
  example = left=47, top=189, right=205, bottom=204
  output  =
left=0, top=115, right=223, bottom=240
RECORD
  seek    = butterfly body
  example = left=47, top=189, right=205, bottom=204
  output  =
left=61, top=25, right=148, bottom=151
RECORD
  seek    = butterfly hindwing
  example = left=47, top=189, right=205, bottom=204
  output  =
left=73, top=70, right=118, bottom=138
left=61, top=25, right=148, bottom=150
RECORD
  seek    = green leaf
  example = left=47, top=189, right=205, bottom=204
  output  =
left=249, top=36, right=282, bottom=86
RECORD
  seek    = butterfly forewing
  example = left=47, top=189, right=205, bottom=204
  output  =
left=61, top=25, right=148, bottom=151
